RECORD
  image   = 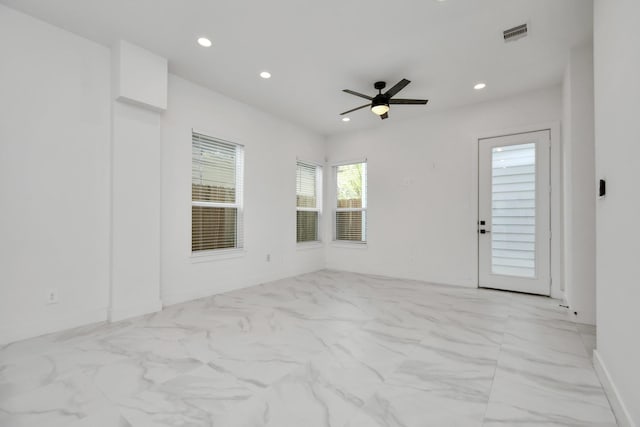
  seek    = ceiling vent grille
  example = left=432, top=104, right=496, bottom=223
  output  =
left=503, top=23, right=528, bottom=42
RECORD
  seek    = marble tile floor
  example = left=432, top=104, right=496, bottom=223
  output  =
left=0, top=270, right=616, bottom=426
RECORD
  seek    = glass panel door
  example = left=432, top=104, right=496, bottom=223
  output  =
left=478, top=131, right=550, bottom=295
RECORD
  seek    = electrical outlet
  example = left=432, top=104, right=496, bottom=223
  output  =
left=266, top=254, right=271, bottom=262
left=46, top=289, right=59, bottom=305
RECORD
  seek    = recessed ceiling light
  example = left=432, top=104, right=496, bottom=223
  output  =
left=474, top=82, right=487, bottom=90
left=260, top=71, right=271, bottom=79
left=197, top=37, right=212, bottom=47
left=342, top=117, right=351, bottom=122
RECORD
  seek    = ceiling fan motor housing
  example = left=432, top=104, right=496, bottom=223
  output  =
left=371, top=93, right=390, bottom=116
left=372, top=94, right=389, bottom=108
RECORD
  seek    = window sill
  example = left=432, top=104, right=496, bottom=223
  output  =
left=296, top=241, right=324, bottom=250
left=190, top=248, right=246, bottom=263
left=331, top=241, right=368, bottom=249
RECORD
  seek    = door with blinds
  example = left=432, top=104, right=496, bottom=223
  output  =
left=478, top=130, right=551, bottom=295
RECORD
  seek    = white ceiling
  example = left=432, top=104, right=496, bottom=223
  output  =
left=1, top=0, right=592, bottom=136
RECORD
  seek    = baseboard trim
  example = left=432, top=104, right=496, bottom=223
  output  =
left=162, top=268, right=324, bottom=307
left=109, top=299, right=162, bottom=322
left=0, top=307, right=108, bottom=346
left=593, top=349, right=636, bottom=427
left=163, top=285, right=240, bottom=307
left=323, top=267, right=477, bottom=289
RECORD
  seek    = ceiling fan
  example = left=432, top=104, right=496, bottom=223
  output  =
left=340, top=79, right=429, bottom=120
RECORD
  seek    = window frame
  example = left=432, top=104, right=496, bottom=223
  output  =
left=191, top=131, right=245, bottom=256
left=333, top=160, right=367, bottom=244
left=296, top=160, right=323, bottom=245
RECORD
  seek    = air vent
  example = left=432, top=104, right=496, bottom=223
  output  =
left=503, top=23, right=528, bottom=42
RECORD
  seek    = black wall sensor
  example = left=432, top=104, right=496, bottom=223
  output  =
left=599, top=179, right=606, bottom=197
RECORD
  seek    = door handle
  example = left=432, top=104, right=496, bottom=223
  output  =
left=478, top=220, right=490, bottom=234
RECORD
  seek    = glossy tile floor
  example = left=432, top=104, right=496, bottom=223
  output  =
left=0, top=270, right=616, bottom=426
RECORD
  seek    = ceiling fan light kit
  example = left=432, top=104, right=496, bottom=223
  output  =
left=371, top=100, right=389, bottom=116
left=341, top=79, right=428, bottom=120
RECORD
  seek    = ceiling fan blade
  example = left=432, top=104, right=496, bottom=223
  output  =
left=389, top=99, right=429, bottom=105
left=343, top=89, right=373, bottom=100
left=340, top=103, right=371, bottom=115
left=380, top=112, right=389, bottom=120
left=384, top=78, right=410, bottom=98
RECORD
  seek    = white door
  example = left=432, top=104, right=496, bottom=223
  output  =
left=478, top=130, right=551, bottom=295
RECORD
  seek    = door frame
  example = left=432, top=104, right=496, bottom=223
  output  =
left=470, top=122, right=563, bottom=299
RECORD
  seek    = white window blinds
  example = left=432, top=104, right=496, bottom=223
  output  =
left=296, top=161, right=322, bottom=243
left=192, top=132, right=244, bottom=252
left=335, top=162, right=367, bottom=242
left=491, top=143, right=535, bottom=277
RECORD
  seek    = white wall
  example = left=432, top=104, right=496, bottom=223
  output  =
left=0, top=5, right=111, bottom=343
left=160, top=75, right=326, bottom=305
left=0, top=5, right=326, bottom=344
left=325, top=87, right=563, bottom=293
left=109, top=41, right=167, bottom=322
left=113, top=40, right=168, bottom=111
left=110, top=101, right=163, bottom=321
left=593, top=0, right=640, bottom=425
left=562, top=42, right=596, bottom=325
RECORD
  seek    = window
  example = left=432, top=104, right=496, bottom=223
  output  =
left=334, top=162, right=367, bottom=243
left=296, top=161, right=322, bottom=243
left=191, top=132, right=244, bottom=252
